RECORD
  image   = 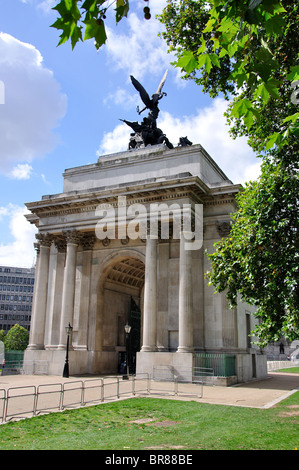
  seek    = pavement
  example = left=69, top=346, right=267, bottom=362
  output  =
left=0, top=371, right=299, bottom=413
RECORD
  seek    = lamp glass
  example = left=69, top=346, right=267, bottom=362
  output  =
left=65, top=323, right=73, bottom=335
left=124, top=323, right=131, bottom=334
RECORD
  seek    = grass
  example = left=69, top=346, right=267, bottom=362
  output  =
left=0, top=392, right=298, bottom=450
left=277, top=367, right=299, bottom=374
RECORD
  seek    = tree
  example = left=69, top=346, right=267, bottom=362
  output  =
left=159, top=0, right=299, bottom=155
left=4, top=324, right=29, bottom=351
left=51, top=0, right=151, bottom=50
left=159, top=0, right=299, bottom=345
left=206, top=161, right=298, bottom=346
left=0, top=330, right=5, bottom=344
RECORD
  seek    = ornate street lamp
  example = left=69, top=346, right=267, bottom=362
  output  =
left=123, top=322, right=131, bottom=380
left=63, top=323, right=73, bottom=378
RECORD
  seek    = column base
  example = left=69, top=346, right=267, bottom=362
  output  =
left=27, top=344, right=45, bottom=351
left=141, top=346, right=158, bottom=352
left=176, top=346, right=194, bottom=353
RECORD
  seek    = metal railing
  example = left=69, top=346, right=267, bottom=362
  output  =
left=153, top=365, right=214, bottom=384
left=0, top=360, right=49, bottom=376
left=193, top=353, right=236, bottom=377
left=0, top=373, right=204, bottom=424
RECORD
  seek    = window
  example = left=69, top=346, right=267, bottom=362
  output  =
left=246, top=313, right=251, bottom=349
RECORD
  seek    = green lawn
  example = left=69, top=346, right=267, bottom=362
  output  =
left=277, top=367, right=299, bottom=374
left=0, top=392, right=298, bottom=450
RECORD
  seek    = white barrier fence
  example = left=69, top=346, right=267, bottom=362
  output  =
left=267, top=360, right=299, bottom=371
left=0, top=373, right=203, bottom=424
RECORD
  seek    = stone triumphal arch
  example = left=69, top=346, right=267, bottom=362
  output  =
left=24, top=143, right=267, bottom=383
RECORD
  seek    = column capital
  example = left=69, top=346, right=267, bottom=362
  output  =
left=62, top=229, right=81, bottom=245
left=35, top=232, right=53, bottom=248
left=81, top=232, right=96, bottom=250
left=54, top=235, right=67, bottom=252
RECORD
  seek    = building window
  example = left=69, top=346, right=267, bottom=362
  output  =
left=246, top=313, right=251, bottom=349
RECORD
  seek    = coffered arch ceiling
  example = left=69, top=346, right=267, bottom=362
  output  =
left=106, top=257, right=145, bottom=289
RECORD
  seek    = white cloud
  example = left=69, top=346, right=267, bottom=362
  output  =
left=97, top=97, right=260, bottom=184
left=97, top=122, right=130, bottom=156
left=105, top=12, right=172, bottom=80
left=0, top=33, right=67, bottom=175
left=0, top=204, right=37, bottom=268
left=103, top=88, right=138, bottom=110
left=36, top=0, right=56, bottom=15
left=156, top=98, right=259, bottom=184
left=9, top=163, right=33, bottom=180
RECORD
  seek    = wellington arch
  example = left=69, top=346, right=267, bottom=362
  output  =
left=91, top=250, right=145, bottom=375
left=24, top=143, right=267, bottom=384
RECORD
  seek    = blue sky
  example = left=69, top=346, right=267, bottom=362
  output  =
left=0, top=0, right=260, bottom=267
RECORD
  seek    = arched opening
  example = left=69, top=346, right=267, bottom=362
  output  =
left=95, top=253, right=145, bottom=375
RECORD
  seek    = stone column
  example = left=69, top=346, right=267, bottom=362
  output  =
left=27, top=233, right=52, bottom=350
left=44, top=237, right=66, bottom=348
left=58, top=230, right=80, bottom=349
left=177, top=231, right=194, bottom=353
left=141, top=235, right=158, bottom=352
left=73, top=233, right=95, bottom=350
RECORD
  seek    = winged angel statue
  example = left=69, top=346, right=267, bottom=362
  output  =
left=121, top=70, right=174, bottom=150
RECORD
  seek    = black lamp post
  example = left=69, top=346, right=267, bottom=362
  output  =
left=123, top=322, right=131, bottom=380
left=63, top=323, right=73, bottom=378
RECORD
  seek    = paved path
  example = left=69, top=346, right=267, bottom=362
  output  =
left=0, top=371, right=298, bottom=416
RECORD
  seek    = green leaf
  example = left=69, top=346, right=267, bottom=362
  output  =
left=243, top=110, right=255, bottom=129
left=69, top=19, right=82, bottom=49
left=203, top=55, right=212, bottom=73
left=282, top=113, right=299, bottom=124
left=210, top=53, right=220, bottom=68
left=94, top=19, right=107, bottom=50
left=264, top=14, right=286, bottom=37
left=265, top=132, right=281, bottom=150
left=255, top=83, right=270, bottom=103
left=230, top=98, right=252, bottom=119
left=287, top=66, right=299, bottom=83
left=52, top=0, right=68, bottom=16
left=264, top=79, right=281, bottom=100
left=115, top=0, right=129, bottom=23
left=84, top=18, right=97, bottom=40
left=177, top=51, right=197, bottom=74
left=82, top=0, right=98, bottom=12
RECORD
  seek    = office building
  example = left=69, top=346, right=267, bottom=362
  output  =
left=0, top=265, right=35, bottom=333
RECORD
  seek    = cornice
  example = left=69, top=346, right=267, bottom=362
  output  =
left=25, top=175, right=241, bottom=224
